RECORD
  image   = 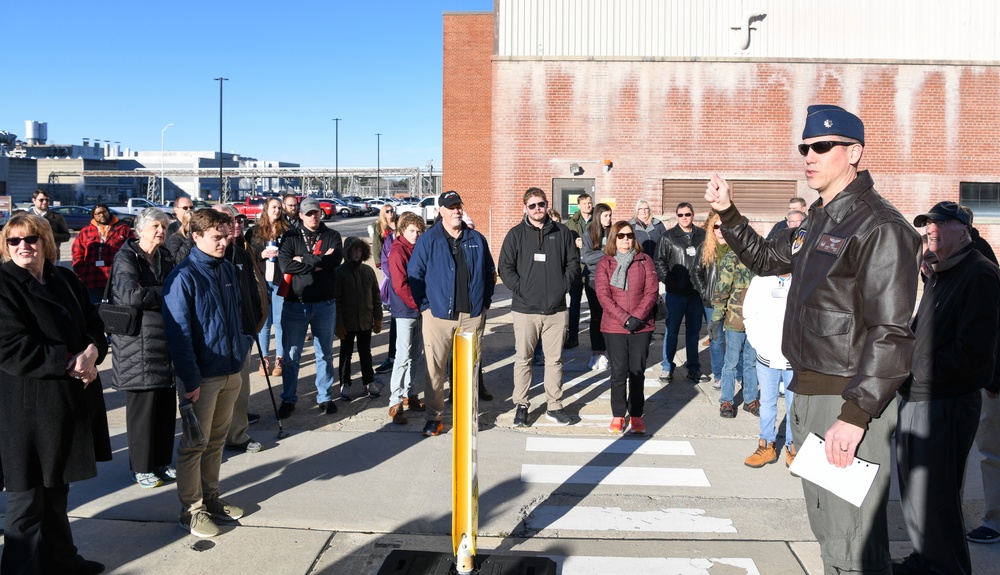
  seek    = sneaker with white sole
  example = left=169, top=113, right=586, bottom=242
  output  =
left=512, top=404, right=529, bottom=428
left=367, top=380, right=382, bottom=398
left=179, top=511, right=220, bottom=538
left=204, top=494, right=244, bottom=521
left=596, top=355, right=609, bottom=370
left=134, top=472, right=162, bottom=489
left=545, top=409, right=573, bottom=425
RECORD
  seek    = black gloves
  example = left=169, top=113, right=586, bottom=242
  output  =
left=624, top=316, right=643, bottom=333
left=708, top=320, right=723, bottom=341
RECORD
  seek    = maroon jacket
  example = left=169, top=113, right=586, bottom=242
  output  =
left=595, top=251, right=658, bottom=335
left=71, top=219, right=133, bottom=290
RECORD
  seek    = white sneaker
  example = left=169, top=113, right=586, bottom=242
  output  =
left=595, top=355, right=609, bottom=370
left=588, top=356, right=598, bottom=369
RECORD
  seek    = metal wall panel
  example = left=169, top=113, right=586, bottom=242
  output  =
left=497, top=0, right=1000, bottom=62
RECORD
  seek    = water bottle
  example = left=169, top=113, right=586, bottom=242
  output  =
left=179, top=399, right=206, bottom=447
left=267, top=240, right=277, bottom=262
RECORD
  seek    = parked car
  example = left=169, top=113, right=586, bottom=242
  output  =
left=0, top=202, right=20, bottom=228
left=232, top=196, right=269, bottom=219
left=295, top=195, right=335, bottom=218
left=52, top=206, right=136, bottom=230
left=106, top=197, right=173, bottom=217
left=332, top=198, right=365, bottom=218
left=340, top=195, right=374, bottom=215
left=397, top=195, right=438, bottom=225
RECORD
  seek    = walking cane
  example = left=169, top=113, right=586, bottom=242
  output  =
left=255, top=338, right=290, bottom=439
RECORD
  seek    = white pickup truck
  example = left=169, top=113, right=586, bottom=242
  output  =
left=396, top=196, right=438, bottom=225
left=107, top=197, right=174, bottom=217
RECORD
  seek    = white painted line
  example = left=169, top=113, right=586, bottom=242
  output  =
left=525, top=437, right=695, bottom=456
left=528, top=505, right=735, bottom=533
left=520, top=464, right=710, bottom=487
left=558, top=556, right=760, bottom=575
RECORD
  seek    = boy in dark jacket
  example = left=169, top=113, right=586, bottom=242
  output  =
left=334, top=237, right=383, bottom=400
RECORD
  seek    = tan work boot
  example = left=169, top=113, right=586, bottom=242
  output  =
left=785, top=444, right=797, bottom=468
left=271, top=357, right=283, bottom=376
left=258, top=357, right=271, bottom=376
left=744, top=438, right=778, bottom=468
left=389, top=403, right=407, bottom=425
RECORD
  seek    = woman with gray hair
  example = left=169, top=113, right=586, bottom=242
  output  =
left=630, top=199, right=667, bottom=256
left=110, top=207, right=178, bottom=488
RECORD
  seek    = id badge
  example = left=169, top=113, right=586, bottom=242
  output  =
left=534, top=253, right=546, bottom=262
left=95, top=260, right=105, bottom=267
left=771, top=287, right=788, bottom=298
left=686, top=246, right=696, bottom=257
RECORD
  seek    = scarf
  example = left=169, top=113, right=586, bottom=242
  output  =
left=610, top=249, right=635, bottom=290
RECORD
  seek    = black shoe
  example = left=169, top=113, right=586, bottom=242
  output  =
left=513, top=404, right=529, bottom=428
left=891, top=553, right=927, bottom=574
left=478, top=381, right=493, bottom=401
left=277, top=402, right=295, bottom=419
left=659, top=370, right=673, bottom=382
left=247, top=412, right=261, bottom=425
left=687, top=371, right=711, bottom=383
left=319, top=401, right=339, bottom=415
left=65, top=558, right=105, bottom=575
left=224, top=438, right=262, bottom=453
left=564, top=337, right=579, bottom=349
left=545, top=409, right=573, bottom=426
left=375, top=358, right=394, bottom=373
left=968, top=525, right=1000, bottom=543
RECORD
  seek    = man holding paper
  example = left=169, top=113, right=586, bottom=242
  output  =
left=893, top=202, right=1000, bottom=574
left=705, top=105, right=921, bottom=574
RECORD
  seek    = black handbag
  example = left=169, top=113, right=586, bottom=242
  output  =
left=98, top=258, right=141, bottom=336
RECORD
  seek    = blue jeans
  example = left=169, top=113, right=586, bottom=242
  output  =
left=720, top=330, right=758, bottom=404
left=661, top=292, right=702, bottom=373
left=257, top=283, right=285, bottom=358
left=703, top=307, right=724, bottom=379
left=756, top=360, right=794, bottom=446
left=389, top=316, right=423, bottom=405
left=280, top=299, right=336, bottom=404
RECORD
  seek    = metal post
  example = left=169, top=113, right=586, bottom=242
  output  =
left=160, top=123, right=173, bottom=205
left=376, top=133, right=382, bottom=198
left=333, top=118, right=340, bottom=196
left=214, top=77, right=228, bottom=200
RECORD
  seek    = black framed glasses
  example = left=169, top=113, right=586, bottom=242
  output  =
left=798, top=141, right=855, bottom=156
left=6, top=235, right=39, bottom=247
left=616, top=232, right=635, bottom=240
left=527, top=201, right=548, bottom=210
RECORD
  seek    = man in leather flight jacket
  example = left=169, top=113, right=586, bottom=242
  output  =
left=704, top=105, right=921, bottom=575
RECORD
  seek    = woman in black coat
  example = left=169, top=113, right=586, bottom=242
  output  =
left=0, top=212, right=111, bottom=575
left=110, top=208, right=176, bottom=489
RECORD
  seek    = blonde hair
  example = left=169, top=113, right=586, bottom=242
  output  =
left=700, top=209, right=722, bottom=266
left=1, top=213, right=57, bottom=263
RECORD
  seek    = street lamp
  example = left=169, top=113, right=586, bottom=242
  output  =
left=214, top=77, right=228, bottom=201
left=333, top=118, right=340, bottom=197
left=160, top=123, right=173, bottom=205
left=376, top=133, right=381, bottom=198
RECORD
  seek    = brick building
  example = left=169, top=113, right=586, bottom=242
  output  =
left=443, top=0, right=1000, bottom=248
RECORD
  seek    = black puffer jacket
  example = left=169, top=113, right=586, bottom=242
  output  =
left=110, top=239, right=175, bottom=391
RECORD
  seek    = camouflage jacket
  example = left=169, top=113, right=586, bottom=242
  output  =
left=711, top=249, right=755, bottom=332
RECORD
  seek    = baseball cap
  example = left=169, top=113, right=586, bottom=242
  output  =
left=300, top=198, right=323, bottom=216
left=913, top=201, right=970, bottom=228
left=439, top=190, right=463, bottom=209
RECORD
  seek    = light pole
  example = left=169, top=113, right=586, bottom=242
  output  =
left=214, top=77, right=228, bottom=200
left=333, top=118, right=340, bottom=197
left=160, top=123, right=174, bottom=205
left=376, top=133, right=382, bottom=198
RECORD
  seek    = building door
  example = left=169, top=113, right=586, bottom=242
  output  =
left=553, top=178, right=595, bottom=220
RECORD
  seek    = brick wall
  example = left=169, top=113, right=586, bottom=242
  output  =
left=442, top=14, right=494, bottom=240
left=446, top=15, right=1000, bottom=249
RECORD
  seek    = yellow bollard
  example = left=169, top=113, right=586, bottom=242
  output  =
left=452, top=331, right=479, bottom=573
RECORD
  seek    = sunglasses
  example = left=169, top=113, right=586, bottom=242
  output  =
left=385, top=208, right=395, bottom=213
left=798, top=141, right=855, bottom=156
left=6, top=235, right=40, bottom=247
left=676, top=212, right=693, bottom=218
left=177, top=205, right=193, bottom=211
left=616, top=232, right=635, bottom=240
left=713, top=222, right=722, bottom=229
left=527, top=201, right=548, bottom=210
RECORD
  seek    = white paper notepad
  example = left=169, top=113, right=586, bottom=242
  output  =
left=788, top=432, right=879, bottom=507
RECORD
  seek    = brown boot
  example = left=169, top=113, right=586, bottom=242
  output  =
left=403, top=396, right=426, bottom=411
left=743, top=399, right=760, bottom=417
left=389, top=403, right=408, bottom=425
left=258, top=356, right=271, bottom=376
left=744, top=438, right=778, bottom=468
left=271, top=357, right=283, bottom=376
left=785, top=444, right=797, bottom=468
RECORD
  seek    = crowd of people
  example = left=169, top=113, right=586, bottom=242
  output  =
left=3, top=104, right=1000, bottom=575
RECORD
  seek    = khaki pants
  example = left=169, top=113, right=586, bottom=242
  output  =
left=421, top=310, right=485, bottom=421
left=511, top=311, right=567, bottom=410
left=226, top=351, right=253, bottom=446
left=176, top=372, right=242, bottom=515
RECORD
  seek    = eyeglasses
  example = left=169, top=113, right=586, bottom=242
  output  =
left=385, top=208, right=395, bottom=213
left=616, top=232, right=635, bottom=240
left=676, top=212, right=693, bottom=218
left=6, top=235, right=39, bottom=247
left=35, top=198, right=49, bottom=203
left=798, top=141, right=855, bottom=156
left=713, top=222, right=722, bottom=229
left=177, top=205, right=193, bottom=211
left=527, top=201, right=548, bottom=210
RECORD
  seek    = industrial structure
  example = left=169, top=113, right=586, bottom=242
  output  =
left=443, top=0, right=1000, bottom=249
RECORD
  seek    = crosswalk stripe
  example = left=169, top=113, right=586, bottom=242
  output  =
left=520, top=464, right=710, bottom=487
left=527, top=505, right=736, bottom=533
left=525, top=437, right=695, bottom=456
left=558, top=556, right=760, bottom=575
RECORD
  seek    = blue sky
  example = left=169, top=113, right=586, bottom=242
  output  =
left=2, top=0, right=493, bottom=168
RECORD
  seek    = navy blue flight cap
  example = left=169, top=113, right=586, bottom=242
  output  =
left=913, top=201, right=971, bottom=228
left=802, top=105, right=865, bottom=145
